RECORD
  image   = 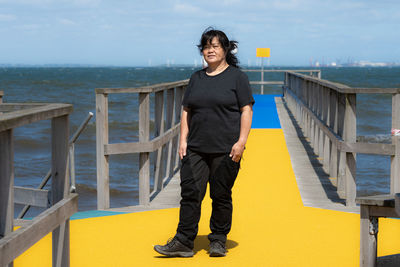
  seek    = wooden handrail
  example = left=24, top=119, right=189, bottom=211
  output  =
left=95, top=80, right=188, bottom=209
left=0, top=102, right=75, bottom=266
left=283, top=71, right=400, bottom=206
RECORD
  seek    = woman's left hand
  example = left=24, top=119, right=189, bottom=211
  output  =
left=230, top=141, right=245, bottom=162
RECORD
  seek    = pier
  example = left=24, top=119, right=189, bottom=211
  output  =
left=2, top=70, right=400, bottom=266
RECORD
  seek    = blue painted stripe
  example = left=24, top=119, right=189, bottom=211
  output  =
left=70, top=210, right=127, bottom=220
left=251, top=94, right=282, bottom=129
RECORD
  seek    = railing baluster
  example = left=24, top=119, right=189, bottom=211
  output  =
left=154, top=91, right=165, bottom=193
left=165, top=88, right=175, bottom=180
left=139, top=93, right=150, bottom=206
left=344, top=94, right=357, bottom=206
left=391, top=93, right=400, bottom=194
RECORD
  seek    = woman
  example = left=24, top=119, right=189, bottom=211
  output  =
left=154, top=27, right=254, bottom=257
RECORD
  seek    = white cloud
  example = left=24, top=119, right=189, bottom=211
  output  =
left=271, top=0, right=301, bottom=10
left=173, top=3, right=202, bottom=14
left=58, top=18, right=76, bottom=25
left=0, top=14, right=16, bottom=21
left=15, top=24, right=42, bottom=30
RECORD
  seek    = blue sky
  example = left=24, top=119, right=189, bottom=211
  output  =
left=0, top=0, right=399, bottom=66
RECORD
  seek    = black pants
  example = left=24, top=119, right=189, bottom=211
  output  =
left=175, top=149, right=240, bottom=249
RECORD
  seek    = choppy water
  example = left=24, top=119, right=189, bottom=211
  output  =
left=1, top=66, right=399, bottom=215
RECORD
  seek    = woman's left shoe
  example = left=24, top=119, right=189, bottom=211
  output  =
left=209, top=241, right=226, bottom=257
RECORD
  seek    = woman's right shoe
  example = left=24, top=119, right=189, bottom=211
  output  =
left=154, top=237, right=194, bottom=257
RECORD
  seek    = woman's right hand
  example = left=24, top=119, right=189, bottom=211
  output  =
left=179, top=141, right=187, bottom=160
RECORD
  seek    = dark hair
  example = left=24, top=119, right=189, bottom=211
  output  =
left=197, top=27, right=239, bottom=68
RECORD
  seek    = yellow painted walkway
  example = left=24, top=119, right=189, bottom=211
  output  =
left=15, top=129, right=400, bottom=266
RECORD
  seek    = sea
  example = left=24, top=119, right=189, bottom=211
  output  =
left=1, top=66, right=399, bottom=217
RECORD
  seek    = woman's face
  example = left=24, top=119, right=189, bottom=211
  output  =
left=202, top=37, right=226, bottom=66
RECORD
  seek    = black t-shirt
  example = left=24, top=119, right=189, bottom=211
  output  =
left=182, top=65, right=255, bottom=153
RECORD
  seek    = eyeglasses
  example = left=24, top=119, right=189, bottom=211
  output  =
left=203, top=44, right=222, bottom=51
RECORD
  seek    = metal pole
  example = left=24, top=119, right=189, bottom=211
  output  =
left=261, top=58, right=264, bottom=94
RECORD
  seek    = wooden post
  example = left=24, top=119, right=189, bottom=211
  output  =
left=360, top=205, right=377, bottom=267
left=0, top=91, right=3, bottom=103
left=313, top=83, right=320, bottom=153
left=329, top=90, right=338, bottom=179
left=0, top=129, right=14, bottom=267
left=323, top=87, right=330, bottom=172
left=261, top=61, right=264, bottom=94
left=154, top=91, right=165, bottom=192
left=391, top=93, right=400, bottom=194
left=344, top=94, right=357, bottom=206
left=337, top=93, right=346, bottom=198
left=96, top=93, right=110, bottom=210
left=165, top=88, right=175, bottom=179
left=173, top=86, right=184, bottom=170
left=318, top=85, right=324, bottom=158
left=51, top=115, right=70, bottom=267
left=139, top=93, right=150, bottom=205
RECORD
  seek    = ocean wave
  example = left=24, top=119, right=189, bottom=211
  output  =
left=357, top=134, right=391, bottom=143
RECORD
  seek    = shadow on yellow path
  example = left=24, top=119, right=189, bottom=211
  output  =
left=15, top=129, right=400, bottom=266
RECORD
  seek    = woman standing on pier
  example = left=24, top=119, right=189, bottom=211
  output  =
left=154, top=27, right=254, bottom=257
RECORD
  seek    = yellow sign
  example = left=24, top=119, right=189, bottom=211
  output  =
left=256, top=48, right=270, bottom=58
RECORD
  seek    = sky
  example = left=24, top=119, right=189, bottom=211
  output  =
left=0, top=0, right=399, bottom=66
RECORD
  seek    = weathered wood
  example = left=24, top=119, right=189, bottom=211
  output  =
left=139, top=93, right=150, bottom=205
left=0, top=129, right=14, bottom=242
left=276, top=97, right=359, bottom=213
left=96, top=93, right=110, bottom=210
left=337, top=93, right=346, bottom=197
left=360, top=205, right=377, bottom=267
left=249, top=81, right=284, bottom=85
left=0, top=193, right=78, bottom=266
left=104, top=124, right=180, bottom=155
left=95, top=79, right=189, bottom=94
left=0, top=103, right=72, bottom=132
left=18, top=170, right=52, bottom=219
left=0, top=103, right=45, bottom=112
left=329, top=90, right=338, bottom=178
left=13, top=219, right=31, bottom=228
left=395, top=193, right=400, bottom=215
left=344, top=94, right=357, bottom=206
left=14, top=186, right=49, bottom=208
left=369, top=206, right=399, bottom=217
left=165, top=89, right=175, bottom=180
left=174, top=86, right=185, bottom=171
left=356, top=195, right=395, bottom=207
left=287, top=71, right=400, bottom=94
left=339, top=142, right=395, bottom=155
left=244, top=69, right=321, bottom=73
left=0, top=90, right=3, bottom=103
left=51, top=115, right=70, bottom=267
left=391, top=93, right=400, bottom=194
left=284, top=86, right=342, bottom=148
left=154, top=91, right=165, bottom=192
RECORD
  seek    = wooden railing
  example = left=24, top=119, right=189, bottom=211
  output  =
left=0, top=103, right=77, bottom=266
left=95, top=80, right=188, bottom=210
left=283, top=71, right=400, bottom=206
left=244, top=69, right=321, bottom=94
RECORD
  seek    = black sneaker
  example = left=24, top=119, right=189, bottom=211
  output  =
left=154, top=237, right=194, bottom=257
left=209, top=241, right=226, bottom=257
